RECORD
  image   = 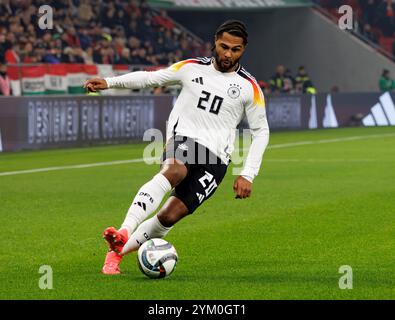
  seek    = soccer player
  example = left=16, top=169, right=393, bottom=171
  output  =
left=84, top=20, right=270, bottom=275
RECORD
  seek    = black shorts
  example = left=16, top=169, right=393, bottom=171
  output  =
left=161, top=136, right=228, bottom=214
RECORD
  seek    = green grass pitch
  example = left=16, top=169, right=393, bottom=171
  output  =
left=0, top=127, right=394, bottom=300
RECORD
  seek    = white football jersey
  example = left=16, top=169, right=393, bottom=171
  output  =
left=105, top=57, right=270, bottom=181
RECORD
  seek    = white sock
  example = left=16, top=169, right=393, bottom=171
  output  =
left=121, top=173, right=171, bottom=237
left=121, top=215, right=172, bottom=255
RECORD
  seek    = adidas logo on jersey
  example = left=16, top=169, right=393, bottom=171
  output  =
left=192, top=77, right=204, bottom=85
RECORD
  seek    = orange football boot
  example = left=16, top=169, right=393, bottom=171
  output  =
left=101, top=227, right=128, bottom=275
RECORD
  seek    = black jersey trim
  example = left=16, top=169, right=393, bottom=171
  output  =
left=195, top=57, right=212, bottom=65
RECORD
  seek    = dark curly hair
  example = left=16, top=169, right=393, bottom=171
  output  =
left=215, top=20, right=248, bottom=45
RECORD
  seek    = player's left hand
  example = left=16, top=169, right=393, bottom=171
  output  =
left=233, top=176, right=252, bottom=199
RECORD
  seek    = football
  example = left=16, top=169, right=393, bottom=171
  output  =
left=137, top=238, right=178, bottom=279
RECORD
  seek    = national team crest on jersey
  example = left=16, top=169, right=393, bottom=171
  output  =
left=227, top=84, right=241, bottom=99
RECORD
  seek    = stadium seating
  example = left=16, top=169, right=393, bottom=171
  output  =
left=315, top=0, right=395, bottom=59
left=0, top=0, right=315, bottom=96
left=0, top=0, right=208, bottom=66
left=378, top=36, right=395, bottom=54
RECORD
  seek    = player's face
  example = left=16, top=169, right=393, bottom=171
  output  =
left=214, top=32, right=246, bottom=72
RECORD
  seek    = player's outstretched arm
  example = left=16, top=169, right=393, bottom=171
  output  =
left=83, top=78, right=108, bottom=92
left=233, top=176, right=252, bottom=199
left=103, top=67, right=181, bottom=90
left=87, top=60, right=187, bottom=92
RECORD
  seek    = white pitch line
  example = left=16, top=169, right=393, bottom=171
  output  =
left=0, top=132, right=394, bottom=177
left=264, top=159, right=375, bottom=163
left=265, top=132, right=395, bottom=149
left=0, top=157, right=156, bottom=177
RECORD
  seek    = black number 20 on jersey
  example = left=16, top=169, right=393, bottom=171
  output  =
left=197, top=90, right=224, bottom=115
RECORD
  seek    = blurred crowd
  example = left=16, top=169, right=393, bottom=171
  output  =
left=0, top=0, right=212, bottom=66
left=0, top=0, right=319, bottom=96
left=259, top=64, right=317, bottom=95
left=358, top=0, right=395, bottom=41
left=316, top=0, right=395, bottom=55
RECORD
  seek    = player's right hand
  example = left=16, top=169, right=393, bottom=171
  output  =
left=83, top=78, right=108, bottom=92
left=233, top=176, right=252, bottom=199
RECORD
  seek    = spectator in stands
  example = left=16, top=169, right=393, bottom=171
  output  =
left=78, top=28, right=93, bottom=50
left=115, top=9, right=129, bottom=31
left=282, top=77, right=294, bottom=94
left=127, top=36, right=141, bottom=54
left=359, top=0, right=380, bottom=28
left=139, top=17, right=156, bottom=44
left=32, top=43, right=46, bottom=63
left=269, top=64, right=285, bottom=93
left=379, top=68, right=395, bottom=91
left=258, top=80, right=271, bottom=96
left=113, top=35, right=127, bottom=58
left=0, top=0, right=12, bottom=17
left=90, top=21, right=105, bottom=44
left=25, top=23, right=37, bottom=40
left=8, top=17, right=24, bottom=39
left=20, top=41, right=34, bottom=63
left=63, top=27, right=81, bottom=48
left=19, top=2, right=36, bottom=29
left=376, top=5, right=395, bottom=37
left=361, top=23, right=378, bottom=43
left=83, top=47, right=94, bottom=65
left=131, top=48, right=151, bottom=65
left=127, top=19, right=141, bottom=39
left=42, top=47, right=62, bottom=64
left=4, top=42, right=20, bottom=64
left=179, top=35, right=194, bottom=60
left=125, top=0, right=142, bottom=18
left=0, top=33, right=8, bottom=63
left=99, top=42, right=115, bottom=65
left=102, top=3, right=117, bottom=28
left=152, top=35, right=165, bottom=54
left=0, top=63, right=11, bottom=96
left=152, top=9, right=175, bottom=30
left=285, top=68, right=295, bottom=82
left=269, top=64, right=294, bottom=93
left=71, top=47, right=87, bottom=64
left=78, top=0, right=95, bottom=25
left=295, top=66, right=317, bottom=94
left=146, top=44, right=159, bottom=65
left=115, top=47, right=132, bottom=65
left=161, top=29, right=177, bottom=53
left=42, top=32, right=53, bottom=50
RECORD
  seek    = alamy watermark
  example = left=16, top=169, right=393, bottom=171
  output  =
left=338, top=5, right=353, bottom=30
left=38, top=5, right=53, bottom=30
left=38, top=265, right=53, bottom=290
left=338, top=265, right=353, bottom=289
